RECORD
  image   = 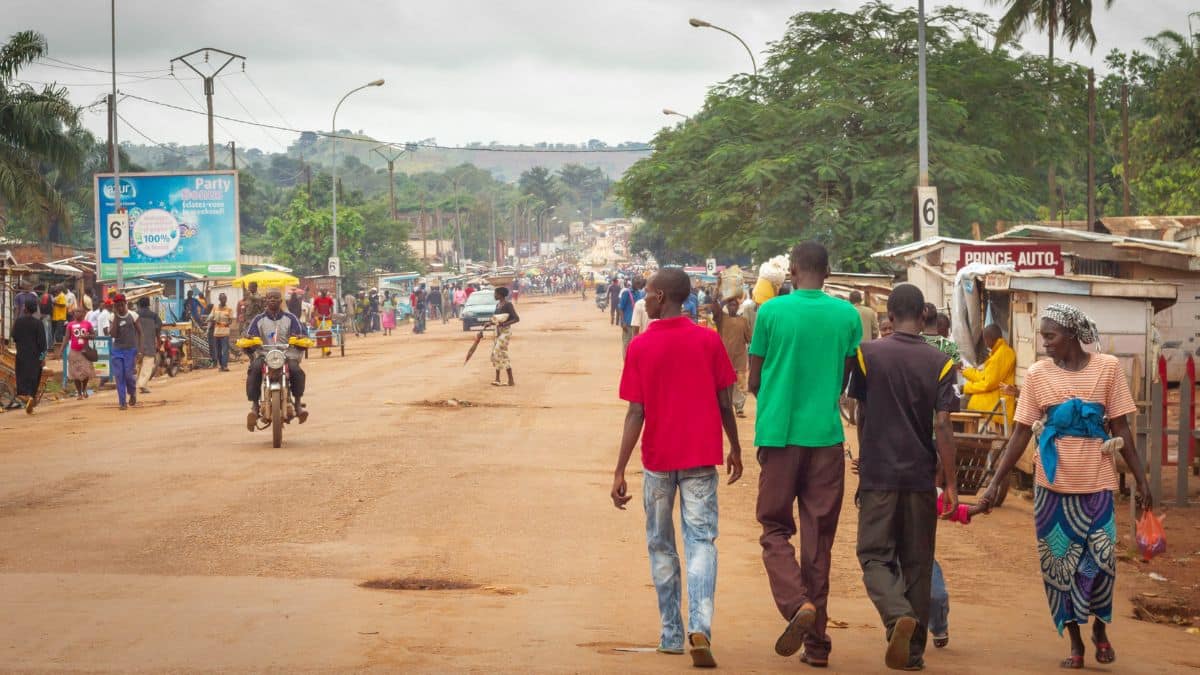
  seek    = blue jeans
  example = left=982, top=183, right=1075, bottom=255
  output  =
left=110, top=347, right=138, bottom=406
left=930, top=559, right=949, bottom=637
left=214, top=336, right=230, bottom=368
left=643, top=466, right=719, bottom=651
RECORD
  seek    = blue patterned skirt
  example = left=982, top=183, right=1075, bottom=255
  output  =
left=1034, top=487, right=1116, bottom=633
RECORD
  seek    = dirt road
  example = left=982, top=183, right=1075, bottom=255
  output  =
left=1, top=297, right=1196, bottom=673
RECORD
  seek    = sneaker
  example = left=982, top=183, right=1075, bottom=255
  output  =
left=296, top=403, right=309, bottom=424
left=799, top=647, right=829, bottom=668
left=776, top=602, right=817, bottom=657
left=886, top=617, right=918, bottom=670
left=932, top=633, right=948, bottom=649
left=246, top=407, right=259, bottom=432
left=687, top=633, right=717, bottom=668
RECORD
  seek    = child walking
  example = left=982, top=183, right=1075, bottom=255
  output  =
left=610, top=268, right=743, bottom=668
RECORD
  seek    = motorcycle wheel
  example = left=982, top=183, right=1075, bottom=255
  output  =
left=166, top=359, right=180, bottom=378
left=271, top=389, right=283, bottom=448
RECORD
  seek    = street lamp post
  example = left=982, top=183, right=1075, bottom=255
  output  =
left=662, top=108, right=690, bottom=120
left=689, top=18, right=758, bottom=78
left=331, top=78, right=384, bottom=309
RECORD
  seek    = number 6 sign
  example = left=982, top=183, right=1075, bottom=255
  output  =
left=915, top=186, right=938, bottom=241
left=107, top=213, right=130, bottom=258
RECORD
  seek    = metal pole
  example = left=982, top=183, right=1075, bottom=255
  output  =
left=917, top=0, right=929, bottom=186
left=490, top=193, right=497, bottom=268
left=330, top=79, right=384, bottom=308
left=230, top=140, right=236, bottom=170
left=111, top=0, right=123, bottom=291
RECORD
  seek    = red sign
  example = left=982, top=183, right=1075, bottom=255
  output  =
left=957, top=244, right=1063, bottom=274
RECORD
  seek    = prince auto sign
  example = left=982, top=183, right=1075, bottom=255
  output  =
left=957, top=244, right=1063, bottom=274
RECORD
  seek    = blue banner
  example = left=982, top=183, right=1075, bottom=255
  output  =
left=94, top=171, right=240, bottom=279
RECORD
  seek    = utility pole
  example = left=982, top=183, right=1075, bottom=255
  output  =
left=1086, top=69, right=1096, bottom=228
left=917, top=0, right=929, bottom=187
left=110, top=0, right=123, bottom=290
left=106, top=93, right=115, bottom=171
left=1121, top=82, right=1132, bottom=216
left=229, top=141, right=237, bottom=170
left=170, top=47, right=245, bottom=171
left=372, top=145, right=407, bottom=221
left=490, top=193, right=497, bottom=269
left=419, top=194, right=428, bottom=262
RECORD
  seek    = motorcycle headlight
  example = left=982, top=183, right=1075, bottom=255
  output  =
left=265, top=349, right=286, bottom=369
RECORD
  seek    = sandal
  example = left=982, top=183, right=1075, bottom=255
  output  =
left=1060, top=654, right=1084, bottom=669
left=1091, top=636, right=1115, bottom=664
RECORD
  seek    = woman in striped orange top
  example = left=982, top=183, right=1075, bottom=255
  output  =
left=981, top=303, right=1152, bottom=670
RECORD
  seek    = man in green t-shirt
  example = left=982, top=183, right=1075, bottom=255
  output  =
left=748, top=241, right=862, bottom=668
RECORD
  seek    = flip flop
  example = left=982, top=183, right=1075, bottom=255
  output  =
left=688, top=633, right=717, bottom=668
left=1091, top=636, right=1115, bottom=664
left=886, top=616, right=918, bottom=670
left=1060, top=654, right=1084, bottom=669
left=776, top=603, right=817, bottom=657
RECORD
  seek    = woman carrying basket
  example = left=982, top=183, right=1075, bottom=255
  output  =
left=980, top=303, right=1152, bottom=669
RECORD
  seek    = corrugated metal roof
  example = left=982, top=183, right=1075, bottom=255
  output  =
left=990, top=224, right=1194, bottom=253
left=871, top=236, right=982, bottom=259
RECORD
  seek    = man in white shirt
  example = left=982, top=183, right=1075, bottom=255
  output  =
left=631, top=296, right=651, bottom=337
left=88, top=301, right=113, bottom=337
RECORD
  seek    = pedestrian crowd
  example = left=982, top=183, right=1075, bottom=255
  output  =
left=610, top=240, right=1153, bottom=671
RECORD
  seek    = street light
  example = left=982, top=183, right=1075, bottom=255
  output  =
left=662, top=108, right=689, bottom=120
left=330, top=78, right=384, bottom=307
left=689, top=17, right=758, bottom=78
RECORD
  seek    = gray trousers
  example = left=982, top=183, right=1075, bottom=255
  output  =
left=856, top=489, right=937, bottom=663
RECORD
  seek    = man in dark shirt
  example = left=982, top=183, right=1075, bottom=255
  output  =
left=608, top=279, right=621, bottom=325
left=848, top=283, right=959, bottom=671
left=109, top=294, right=142, bottom=410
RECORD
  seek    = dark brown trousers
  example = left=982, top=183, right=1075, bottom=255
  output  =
left=756, top=444, right=845, bottom=659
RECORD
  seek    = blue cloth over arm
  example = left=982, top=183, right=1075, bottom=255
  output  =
left=1038, top=398, right=1109, bottom=484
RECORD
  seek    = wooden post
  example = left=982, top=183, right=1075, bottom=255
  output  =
left=1086, top=69, right=1096, bottom=228
left=1152, top=356, right=1166, bottom=507
left=1121, top=82, right=1132, bottom=216
left=971, top=222, right=982, bottom=240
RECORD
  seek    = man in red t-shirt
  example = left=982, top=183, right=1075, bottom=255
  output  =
left=611, top=267, right=742, bottom=668
left=312, top=290, right=335, bottom=356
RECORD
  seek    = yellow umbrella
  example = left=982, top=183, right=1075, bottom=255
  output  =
left=234, top=270, right=299, bottom=289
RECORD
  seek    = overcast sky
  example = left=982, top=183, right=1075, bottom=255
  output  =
left=9, top=0, right=1196, bottom=152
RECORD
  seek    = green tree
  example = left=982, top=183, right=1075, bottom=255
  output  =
left=618, top=3, right=1045, bottom=269
left=0, top=30, right=85, bottom=231
left=265, top=189, right=364, bottom=279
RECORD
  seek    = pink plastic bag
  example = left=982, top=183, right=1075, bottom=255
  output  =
left=1136, top=509, right=1167, bottom=562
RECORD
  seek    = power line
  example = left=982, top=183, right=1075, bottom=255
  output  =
left=119, top=92, right=653, bottom=154
left=116, top=112, right=193, bottom=160
left=15, top=74, right=176, bottom=87
left=217, top=77, right=287, bottom=150
left=40, top=56, right=171, bottom=76
left=242, top=70, right=294, bottom=128
left=169, top=73, right=239, bottom=143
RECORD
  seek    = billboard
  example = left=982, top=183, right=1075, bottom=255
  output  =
left=94, top=171, right=240, bottom=279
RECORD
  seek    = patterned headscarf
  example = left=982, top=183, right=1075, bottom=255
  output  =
left=1041, top=303, right=1100, bottom=344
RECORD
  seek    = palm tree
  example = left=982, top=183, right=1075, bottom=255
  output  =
left=0, top=30, right=85, bottom=234
left=988, top=0, right=1115, bottom=221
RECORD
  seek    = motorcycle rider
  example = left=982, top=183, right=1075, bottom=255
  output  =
left=244, top=289, right=309, bottom=430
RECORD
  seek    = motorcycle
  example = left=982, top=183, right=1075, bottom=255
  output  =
left=156, top=333, right=186, bottom=377
left=251, top=344, right=301, bottom=448
left=596, top=292, right=609, bottom=312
